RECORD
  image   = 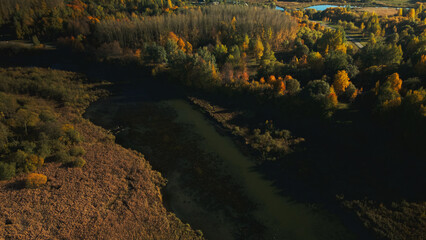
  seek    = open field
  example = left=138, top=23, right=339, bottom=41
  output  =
left=352, top=7, right=399, bottom=16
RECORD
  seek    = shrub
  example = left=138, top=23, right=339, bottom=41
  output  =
left=69, top=146, right=86, bottom=157
left=0, top=162, right=16, bottom=180
left=72, top=157, right=86, bottom=168
left=65, top=128, right=83, bottom=144
left=25, top=173, right=47, bottom=188
left=53, top=151, right=72, bottom=163
left=39, top=110, right=57, bottom=122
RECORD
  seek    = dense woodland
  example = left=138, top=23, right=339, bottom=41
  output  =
left=0, top=0, right=425, bottom=239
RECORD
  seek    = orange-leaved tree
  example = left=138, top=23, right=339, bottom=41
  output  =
left=386, top=73, right=402, bottom=92
left=332, top=70, right=350, bottom=95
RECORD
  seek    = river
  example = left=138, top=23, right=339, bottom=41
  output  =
left=84, top=78, right=356, bottom=240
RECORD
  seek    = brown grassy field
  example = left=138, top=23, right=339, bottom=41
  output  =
left=353, top=7, right=398, bottom=16
left=0, top=69, right=203, bottom=240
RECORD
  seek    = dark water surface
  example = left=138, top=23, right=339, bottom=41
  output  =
left=84, top=79, right=355, bottom=240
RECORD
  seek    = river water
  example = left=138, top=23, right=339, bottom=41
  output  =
left=166, top=99, right=353, bottom=240
left=84, top=77, right=356, bottom=240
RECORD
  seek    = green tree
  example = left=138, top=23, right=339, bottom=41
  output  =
left=12, top=109, right=40, bottom=135
left=0, top=162, right=16, bottom=180
left=145, top=44, right=168, bottom=64
left=285, top=78, right=301, bottom=95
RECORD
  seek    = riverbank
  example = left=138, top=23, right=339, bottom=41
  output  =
left=0, top=67, right=203, bottom=240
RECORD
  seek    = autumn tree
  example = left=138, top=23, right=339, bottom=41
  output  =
left=332, top=70, right=350, bottom=95
left=328, top=86, right=338, bottom=107
left=377, top=81, right=402, bottom=111
left=242, top=34, right=250, bottom=51
left=408, top=8, right=416, bottom=20
left=254, top=37, right=264, bottom=60
left=167, top=0, right=173, bottom=9
left=317, top=29, right=345, bottom=53
left=308, top=51, right=324, bottom=74
left=26, top=173, right=47, bottom=188
left=386, top=73, right=402, bottom=92
left=177, top=38, right=186, bottom=52
left=214, top=41, right=228, bottom=65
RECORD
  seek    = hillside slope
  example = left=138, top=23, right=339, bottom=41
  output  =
left=0, top=67, right=202, bottom=240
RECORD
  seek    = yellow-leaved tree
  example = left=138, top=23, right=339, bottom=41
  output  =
left=328, top=86, right=339, bottom=107
left=26, top=173, right=47, bottom=188
left=332, top=70, right=350, bottom=95
left=254, top=37, right=264, bottom=60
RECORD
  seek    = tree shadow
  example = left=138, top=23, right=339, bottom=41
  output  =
left=5, top=180, right=25, bottom=190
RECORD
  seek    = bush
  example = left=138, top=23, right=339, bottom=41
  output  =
left=53, top=151, right=72, bottom=163
left=25, top=173, right=47, bottom=188
left=39, top=110, right=56, bottom=122
left=69, top=146, right=86, bottom=157
left=72, top=157, right=86, bottom=168
left=0, top=162, right=16, bottom=180
left=65, top=128, right=83, bottom=144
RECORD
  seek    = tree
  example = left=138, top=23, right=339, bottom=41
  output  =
left=168, top=32, right=179, bottom=42
left=285, top=77, right=300, bottom=95
left=260, top=43, right=276, bottom=65
left=317, top=29, right=346, bottom=53
left=328, top=86, right=338, bottom=107
left=145, top=44, right=167, bottom=64
left=167, top=0, right=173, bottom=9
left=332, top=70, right=351, bottom=95
left=408, top=8, right=416, bottom=20
left=0, top=122, right=9, bottom=149
left=228, top=45, right=241, bottom=64
left=308, top=51, right=324, bottom=74
left=214, top=42, right=228, bottom=64
left=415, top=55, right=426, bottom=76
left=324, top=51, right=358, bottom=77
left=177, top=38, right=186, bottom=52
left=242, top=34, right=250, bottom=51
left=0, top=162, right=15, bottom=180
left=304, top=80, right=330, bottom=100
left=185, top=41, right=193, bottom=53
left=295, top=43, right=309, bottom=57
left=165, top=39, right=179, bottom=56
left=254, top=37, right=264, bottom=60
left=377, top=81, right=402, bottom=111
left=12, top=109, right=40, bottom=135
left=386, top=73, right=402, bottom=92
left=359, top=43, right=403, bottom=68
